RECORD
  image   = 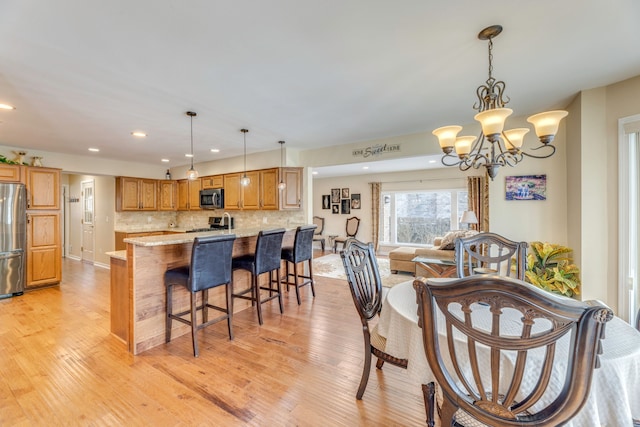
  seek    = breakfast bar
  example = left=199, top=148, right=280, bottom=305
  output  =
left=109, top=226, right=297, bottom=355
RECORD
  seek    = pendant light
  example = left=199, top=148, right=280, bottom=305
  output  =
left=240, top=129, right=250, bottom=186
left=186, top=111, right=198, bottom=180
left=277, top=140, right=286, bottom=191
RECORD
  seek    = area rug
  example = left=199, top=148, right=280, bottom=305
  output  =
left=313, top=253, right=413, bottom=288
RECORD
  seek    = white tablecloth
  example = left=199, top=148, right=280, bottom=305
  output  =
left=377, top=280, right=640, bottom=427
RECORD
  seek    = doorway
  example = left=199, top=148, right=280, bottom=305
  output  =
left=81, top=180, right=95, bottom=264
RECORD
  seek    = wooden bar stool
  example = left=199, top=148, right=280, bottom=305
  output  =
left=165, top=234, right=236, bottom=357
left=231, top=228, right=286, bottom=325
left=281, top=224, right=317, bottom=305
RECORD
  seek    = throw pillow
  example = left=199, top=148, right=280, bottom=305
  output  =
left=438, top=230, right=479, bottom=250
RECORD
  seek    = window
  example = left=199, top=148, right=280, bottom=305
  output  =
left=381, top=189, right=468, bottom=246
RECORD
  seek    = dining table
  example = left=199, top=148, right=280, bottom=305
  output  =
left=377, top=279, right=640, bottom=427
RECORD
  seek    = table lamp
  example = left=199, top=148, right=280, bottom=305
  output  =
left=460, top=210, right=478, bottom=229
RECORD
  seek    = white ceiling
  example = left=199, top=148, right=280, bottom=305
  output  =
left=1, top=0, right=639, bottom=174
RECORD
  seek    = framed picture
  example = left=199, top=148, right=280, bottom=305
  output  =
left=331, top=188, right=341, bottom=203
left=341, top=188, right=350, bottom=199
left=341, top=198, right=351, bottom=214
left=505, top=175, right=547, bottom=201
left=322, top=195, right=331, bottom=209
left=332, top=204, right=339, bottom=214
left=351, top=193, right=361, bottom=209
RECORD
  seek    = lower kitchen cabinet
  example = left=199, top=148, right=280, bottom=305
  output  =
left=26, top=211, right=61, bottom=288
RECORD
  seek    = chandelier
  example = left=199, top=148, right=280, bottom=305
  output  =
left=432, top=25, right=568, bottom=180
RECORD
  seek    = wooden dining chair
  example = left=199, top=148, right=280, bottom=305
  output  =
left=312, top=216, right=326, bottom=251
left=333, top=216, right=360, bottom=253
left=340, top=238, right=408, bottom=399
left=413, top=275, right=613, bottom=427
left=455, top=232, right=528, bottom=280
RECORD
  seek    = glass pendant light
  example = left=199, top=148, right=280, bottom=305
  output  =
left=277, top=140, right=286, bottom=191
left=240, top=129, right=250, bottom=186
left=186, top=111, right=198, bottom=180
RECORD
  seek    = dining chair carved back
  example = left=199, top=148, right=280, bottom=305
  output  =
left=312, top=216, right=326, bottom=251
left=455, top=232, right=528, bottom=280
left=340, top=238, right=407, bottom=399
left=333, top=216, right=360, bottom=253
left=413, top=275, right=613, bottom=427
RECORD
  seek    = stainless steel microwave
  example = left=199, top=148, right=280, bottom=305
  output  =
left=199, top=188, right=224, bottom=209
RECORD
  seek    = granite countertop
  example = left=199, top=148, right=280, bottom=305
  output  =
left=122, top=225, right=304, bottom=247
left=106, top=250, right=127, bottom=260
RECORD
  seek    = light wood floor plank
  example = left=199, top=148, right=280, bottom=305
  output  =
left=0, top=256, right=425, bottom=426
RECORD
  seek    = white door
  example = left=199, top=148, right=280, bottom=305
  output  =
left=81, top=180, right=95, bottom=264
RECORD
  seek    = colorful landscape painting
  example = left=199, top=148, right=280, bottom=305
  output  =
left=505, top=175, right=547, bottom=201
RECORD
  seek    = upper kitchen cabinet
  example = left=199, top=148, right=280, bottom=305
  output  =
left=115, top=177, right=157, bottom=211
left=25, top=167, right=60, bottom=210
left=223, top=170, right=260, bottom=210
left=0, top=164, right=23, bottom=182
left=176, top=178, right=201, bottom=211
left=201, top=175, right=223, bottom=189
left=259, top=168, right=279, bottom=210
left=279, top=167, right=302, bottom=210
left=158, top=180, right=177, bottom=211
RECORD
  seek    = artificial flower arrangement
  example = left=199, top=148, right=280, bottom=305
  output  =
left=525, top=241, right=581, bottom=298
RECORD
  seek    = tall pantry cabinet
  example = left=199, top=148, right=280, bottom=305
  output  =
left=25, top=167, right=62, bottom=288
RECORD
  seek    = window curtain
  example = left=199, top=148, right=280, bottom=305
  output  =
left=467, top=175, right=489, bottom=231
left=370, top=182, right=381, bottom=252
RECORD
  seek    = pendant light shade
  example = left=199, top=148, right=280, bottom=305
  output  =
left=240, top=129, right=250, bottom=186
left=186, top=111, right=198, bottom=180
left=277, top=140, right=286, bottom=191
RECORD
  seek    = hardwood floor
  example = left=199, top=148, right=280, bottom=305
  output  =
left=0, top=256, right=425, bottom=426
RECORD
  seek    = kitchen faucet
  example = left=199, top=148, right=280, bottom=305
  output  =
left=221, top=212, right=232, bottom=231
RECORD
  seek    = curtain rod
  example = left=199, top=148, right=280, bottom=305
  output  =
left=370, top=177, right=466, bottom=185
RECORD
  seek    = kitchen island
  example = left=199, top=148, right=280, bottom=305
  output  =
left=109, top=226, right=297, bottom=355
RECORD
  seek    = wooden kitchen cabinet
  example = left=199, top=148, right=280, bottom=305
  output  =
left=25, top=166, right=60, bottom=210
left=176, top=178, right=201, bottom=210
left=259, top=168, right=279, bottom=210
left=0, top=164, right=22, bottom=182
left=223, top=171, right=260, bottom=210
left=115, top=177, right=157, bottom=211
left=158, top=180, right=177, bottom=211
left=279, top=167, right=302, bottom=209
left=201, top=175, right=223, bottom=189
left=26, top=211, right=61, bottom=288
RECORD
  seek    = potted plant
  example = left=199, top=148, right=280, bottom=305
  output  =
left=525, top=241, right=581, bottom=298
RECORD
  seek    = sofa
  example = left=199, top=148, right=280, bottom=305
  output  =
left=388, top=230, right=478, bottom=274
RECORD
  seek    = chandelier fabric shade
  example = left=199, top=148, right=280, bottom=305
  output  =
left=186, top=111, right=198, bottom=181
left=433, top=25, right=568, bottom=180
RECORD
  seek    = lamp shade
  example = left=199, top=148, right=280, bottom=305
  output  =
left=474, top=108, right=513, bottom=136
left=454, top=136, right=476, bottom=157
left=460, top=210, right=478, bottom=224
left=503, top=128, right=530, bottom=150
left=526, top=110, right=568, bottom=138
left=433, top=125, right=462, bottom=150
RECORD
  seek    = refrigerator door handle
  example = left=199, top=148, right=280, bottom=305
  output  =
left=0, top=250, right=24, bottom=260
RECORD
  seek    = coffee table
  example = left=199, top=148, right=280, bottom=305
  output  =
left=412, top=256, right=459, bottom=278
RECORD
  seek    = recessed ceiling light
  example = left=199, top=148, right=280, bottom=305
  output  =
left=312, top=171, right=318, bottom=175
left=161, top=159, right=170, bottom=163
left=428, top=160, right=436, bottom=164
left=131, top=131, right=147, bottom=137
left=210, top=148, right=220, bottom=153
left=88, top=148, right=100, bottom=152
left=0, top=103, right=15, bottom=110
left=185, top=153, right=193, bottom=158
left=362, top=166, right=369, bottom=170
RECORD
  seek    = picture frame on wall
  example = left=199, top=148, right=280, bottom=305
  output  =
left=341, top=198, right=351, bottom=214
left=332, top=204, right=339, bottom=214
left=351, top=193, right=361, bottom=209
left=341, top=188, right=350, bottom=199
left=322, top=195, right=330, bottom=209
left=331, top=188, right=341, bottom=203
left=505, top=175, right=547, bottom=201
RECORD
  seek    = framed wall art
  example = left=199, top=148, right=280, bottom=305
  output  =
left=331, top=188, right=341, bottom=203
left=341, top=188, right=350, bottom=199
left=332, top=204, right=339, bottom=214
left=351, top=193, right=361, bottom=209
left=322, top=195, right=330, bottom=209
left=341, top=198, right=351, bottom=214
left=505, top=175, right=547, bottom=201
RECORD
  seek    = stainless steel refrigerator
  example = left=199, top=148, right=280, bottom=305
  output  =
left=0, top=182, right=26, bottom=298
